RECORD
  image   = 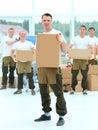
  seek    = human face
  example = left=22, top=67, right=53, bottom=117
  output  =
left=41, top=15, right=52, bottom=31
left=19, top=31, right=26, bottom=37
left=79, top=27, right=86, bottom=37
left=19, top=31, right=27, bottom=41
left=89, top=29, right=95, bottom=37
left=8, top=29, right=15, bottom=38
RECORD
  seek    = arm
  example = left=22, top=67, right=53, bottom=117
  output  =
left=56, top=33, right=67, bottom=52
left=6, top=40, right=17, bottom=45
left=96, top=45, right=98, bottom=55
left=60, top=41, right=67, bottom=52
left=10, top=49, right=18, bottom=62
left=88, top=44, right=95, bottom=59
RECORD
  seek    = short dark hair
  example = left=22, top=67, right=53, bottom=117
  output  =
left=41, top=13, right=52, bottom=19
left=80, top=25, right=87, bottom=30
left=8, top=27, right=14, bottom=31
left=88, top=27, right=95, bottom=31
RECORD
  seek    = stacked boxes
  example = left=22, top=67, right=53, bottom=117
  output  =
left=61, top=67, right=82, bottom=92
left=88, top=65, right=98, bottom=91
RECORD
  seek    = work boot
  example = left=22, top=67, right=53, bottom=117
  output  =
left=31, top=89, right=36, bottom=95
left=34, top=114, right=51, bottom=122
left=13, top=89, right=22, bottom=94
left=56, top=117, right=65, bottom=126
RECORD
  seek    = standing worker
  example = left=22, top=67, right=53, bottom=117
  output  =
left=10, top=31, right=36, bottom=95
left=0, top=27, right=16, bottom=89
left=68, top=25, right=94, bottom=95
left=88, top=27, right=98, bottom=65
left=34, top=13, right=67, bottom=126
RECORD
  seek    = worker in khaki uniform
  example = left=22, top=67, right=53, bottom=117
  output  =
left=68, top=25, right=94, bottom=95
left=34, top=13, right=67, bottom=126
left=0, top=27, right=16, bottom=89
left=10, top=31, right=36, bottom=95
left=88, top=27, right=98, bottom=65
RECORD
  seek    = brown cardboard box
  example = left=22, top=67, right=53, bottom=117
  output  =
left=61, top=67, right=82, bottom=81
left=77, top=71, right=82, bottom=81
left=36, top=34, right=61, bottom=67
left=61, top=67, right=72, bottom=79
left=62, top=78, right=72, bottom=85
left=62, top=84, right=71, bottom=91
left=16, top=50, right=34, bottom=61
left=62, top=80, right=82, bottom=92
left=88, top=74, right=98, bottom=91
left=76, top=81, right=82, bottom=92
left=88, top=65, right=98, bottom=75
left=68, top=49, right=91, bottom=59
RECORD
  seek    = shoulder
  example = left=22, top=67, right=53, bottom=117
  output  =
left=25, top=40, right=33, bottom=44
left=51, top=29, right=61, bottom=34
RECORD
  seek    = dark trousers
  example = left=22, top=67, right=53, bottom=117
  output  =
left=71, top=69, right=88, bottom=91
left=2, top=66, right=15, bottom=85
left=9, top=66, right=15, bottom=84
left=17, top=68, right=35, bottom=89
left=39, top=74, right=67, bottom=116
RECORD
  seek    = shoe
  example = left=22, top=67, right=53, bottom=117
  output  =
left=83, top=89, right=87, bottom=95
left=70, top=90, right=75, bottom=94
left=13, top=89, right=22, bottom=94
left=0, top=85, right=6, bottom=89
left=34, top=114, right=51, bottom=122
left=9, top=83, right=16, bottom=88
left=31, top=89, right=36, bottom=95
left=56, top=117, right=65, bottom=126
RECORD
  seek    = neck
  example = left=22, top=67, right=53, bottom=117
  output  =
left=20, top=38, right=25, bottom=42
left=44, top=27, right=52, bottom=32
left=80, top=34, right=85, bottom=38
left=90, top=35, right=94, bottom=38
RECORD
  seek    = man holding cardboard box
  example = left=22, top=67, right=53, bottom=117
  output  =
left=68, top=25, right=94, bottom=95
left=34, top=13, right=67, bottom=126
left=10, top=31, right=36, bottom=95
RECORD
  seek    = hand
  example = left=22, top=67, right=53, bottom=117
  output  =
left=13, top=57, right=18, bottom=62
left=90, top=54, right=94, bottom=60
left=56, top=33, right=63, bottom=42
left=32, top=49, right=36, bottom=54
left=66, top=53, right=71, bottom=59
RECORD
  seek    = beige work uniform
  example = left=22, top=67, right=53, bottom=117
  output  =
left=72, top=59, right=88, bottom=70
left=3, top=56, right=16, bottom=67
left=38, top=68, right=61, bottom=84
left=16, top=61, right=32, bottom=74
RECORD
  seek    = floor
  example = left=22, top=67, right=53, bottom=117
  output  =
left=0, top=83, right=98, bottom=130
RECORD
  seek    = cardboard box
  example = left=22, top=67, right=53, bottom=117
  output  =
left=68, top=49, right=91, bottom=59
left=61, top=67, right=82, bottom=81
left=61, top=67, right=72, bottom=79
left=62, top=84, right=71, bottom=91
left=88, top=65, right=98, bottom=74
left=75, top=81, right=82, bottom=92
left=36, top=34, right=61, bottom=67
left=62, top=78, right=71, bottom=84
left=16, top=50, right=34, bottom=61
left=77, top=71, right=82, bottom=81
left=62, top=81, right=82, bottom=92
left=87, top=74, right=98, bottom=91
